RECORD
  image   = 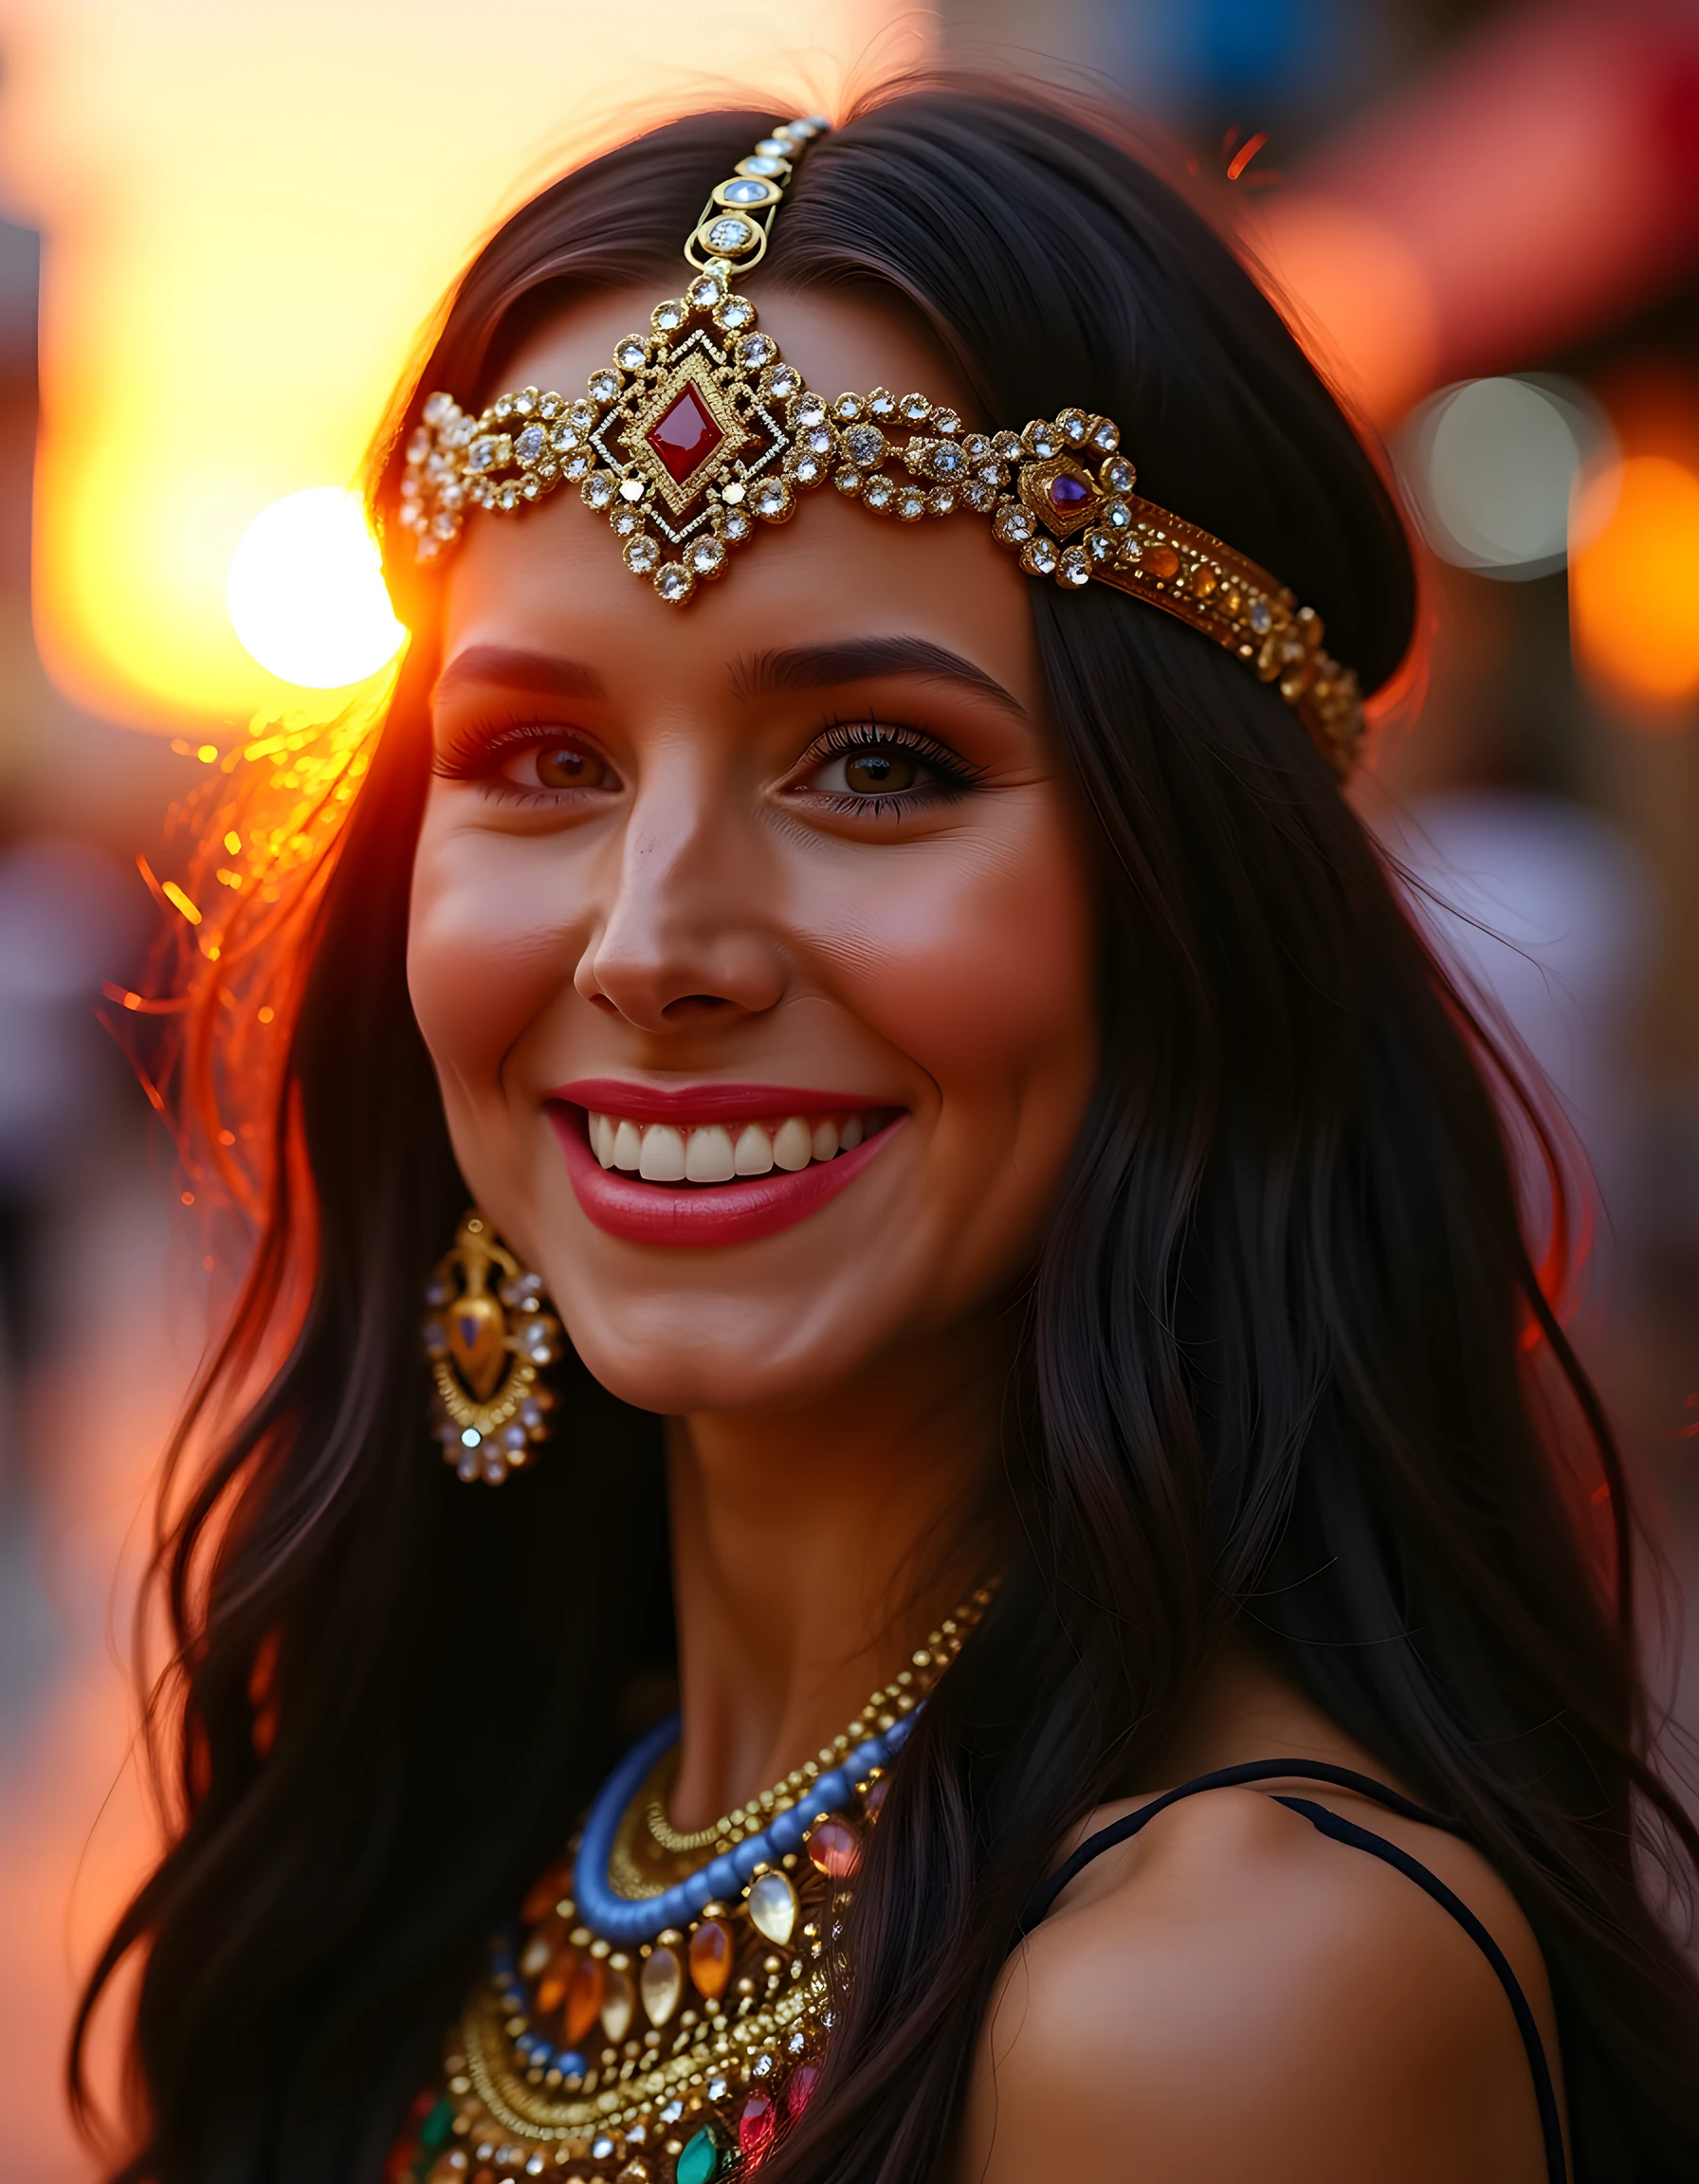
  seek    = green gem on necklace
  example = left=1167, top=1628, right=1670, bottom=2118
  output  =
left=676, top=2120, right=730, bottom=2184
left=417, top=2096, right=454, bottom=2152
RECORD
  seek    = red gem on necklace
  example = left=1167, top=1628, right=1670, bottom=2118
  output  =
left=739, top=2090, right=776, bottom=2165
left=647, top=384, right=724, bottom=485
left=805, top=1815, right=861, bottom=1878
left=1048, top=472, right=1090, bottom=514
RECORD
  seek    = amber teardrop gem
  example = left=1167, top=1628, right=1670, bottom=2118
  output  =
left=600, top=1962, right=635, bottom=2044
left=688, top=1916, right=735, bottom=2001
left=563, top=1954, right=607, bottom=2045
left=446, top=1288, right=507, bottom=1400
left=536, top=1942, right=577, bottom=2016
left=746, top=1869, right=797, bottom=1947
left=521, top=1866, right=570, bottom=1924
left=805, top=1816, right=861, bottom=1879
left=641, top=1943, right=684, bottom=2027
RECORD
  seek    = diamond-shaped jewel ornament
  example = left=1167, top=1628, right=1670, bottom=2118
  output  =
left=646, top=385, right=724, bottom=487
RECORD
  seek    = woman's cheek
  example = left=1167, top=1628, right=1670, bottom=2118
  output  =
left=407, top=835, right=575, bottom=1083
left=805, top=828, right=1093, bottom=1094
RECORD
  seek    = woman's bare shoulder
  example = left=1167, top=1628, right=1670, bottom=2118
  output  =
left=957, top=1776, right=1562, bottom=2184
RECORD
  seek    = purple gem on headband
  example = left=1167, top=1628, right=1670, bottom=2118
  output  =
left=1048, top=473, right=1091, bottom=513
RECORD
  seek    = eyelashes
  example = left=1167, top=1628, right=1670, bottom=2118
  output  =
left=801, top=714, right=984, bottom=817
left=430, top=717, right=621, bottom=811
left=430, top=710, right=985, bottom=818
left=430, top=716, right=583, bottom=785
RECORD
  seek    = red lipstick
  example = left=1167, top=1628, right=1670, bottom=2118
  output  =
left=546, top=1083, right=905, bottom=1248
left=548, top=1079, right=874, bottom=1124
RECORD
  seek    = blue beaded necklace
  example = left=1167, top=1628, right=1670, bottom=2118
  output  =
left=574, top=1707, right=920, bottom=1946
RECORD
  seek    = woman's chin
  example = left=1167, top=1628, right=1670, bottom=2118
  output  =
left=548, top=1292, right=903, bottom=1419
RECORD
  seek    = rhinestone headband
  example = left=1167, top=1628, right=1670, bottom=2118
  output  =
left=398, top=118, right=1364, bottom=777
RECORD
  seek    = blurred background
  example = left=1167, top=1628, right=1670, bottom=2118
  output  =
left=0, top=0, right=1694, bottom=2174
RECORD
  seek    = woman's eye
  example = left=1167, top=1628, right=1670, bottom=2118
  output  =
left=844, top=748, right=921, bottom=793
left=813, top=743, right=928, bottom=796
left=502, top=742, right=616, bottom=792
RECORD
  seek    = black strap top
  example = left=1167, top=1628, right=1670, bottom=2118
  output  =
left=1020, top=1759, right=1567, bottom=2184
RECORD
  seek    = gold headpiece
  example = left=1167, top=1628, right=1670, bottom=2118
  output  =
left=398, top=118, right=1364, bottom=776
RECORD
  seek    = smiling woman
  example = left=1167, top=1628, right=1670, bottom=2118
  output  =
left=74, top=86, right=1699, bottom=2184
left=409, top=302, right=1093, bottom=1414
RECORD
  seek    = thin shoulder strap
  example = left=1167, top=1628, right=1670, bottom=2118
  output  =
left=1018, top=1758, right=1451, bottom=1935
left=1276, top=1795, right=1567, bottom=2184
left=1018, top=1760, right=1567, bottom=2184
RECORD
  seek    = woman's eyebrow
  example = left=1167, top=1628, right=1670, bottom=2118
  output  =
left=433, top=645, right=606, bottom=701
left=730, top=637, right=1029, bottom=716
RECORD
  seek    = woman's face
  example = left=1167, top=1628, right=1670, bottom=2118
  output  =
left=408, top=286, right=1097, bottom=1417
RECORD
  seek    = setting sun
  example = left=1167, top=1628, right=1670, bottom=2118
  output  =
left=226, top=488, right=404, bottom=690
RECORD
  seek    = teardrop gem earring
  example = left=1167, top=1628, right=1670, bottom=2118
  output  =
left=423, top=1210, right=561, bottom=1484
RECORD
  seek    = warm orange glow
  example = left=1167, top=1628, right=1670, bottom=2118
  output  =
left=1254, top=192, right=1438, bottom=425
left=0, top=0, right=923, bottom=731
left=1570, top=455, right=1699, bottom=711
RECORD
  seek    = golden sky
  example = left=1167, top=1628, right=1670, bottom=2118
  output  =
left=0, top=0, right=924, bottom=729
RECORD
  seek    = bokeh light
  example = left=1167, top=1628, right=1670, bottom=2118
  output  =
left=226, top=488, right=403, bottom=690
left=1398, top=375, right=1614, bottom=578
left=1570, top=454, right=1699, bottom=711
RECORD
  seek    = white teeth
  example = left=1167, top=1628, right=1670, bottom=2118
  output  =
left=684, top=1123, right=736, bottom=1182
left=590, top=1108, right=877, bottom=1183
left=639, top=1123, right=687, bottom=1181
left=734, top=1123, right=774, bottom=1175
left=772, top=1117, right=813, bottom=1173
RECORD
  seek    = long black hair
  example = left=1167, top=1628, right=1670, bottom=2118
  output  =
left=74, top=83, right=1699, bottom=2184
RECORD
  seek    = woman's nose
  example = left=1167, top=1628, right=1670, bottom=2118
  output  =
left=573, top=776, right=787, bottom=1033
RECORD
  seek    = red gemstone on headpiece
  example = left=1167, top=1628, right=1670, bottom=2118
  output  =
left=785, top=2064, right=820, bottom=2119
left=647, top=384, right=724, bottom=485
left=1048, top=472, right=1090, bottom=512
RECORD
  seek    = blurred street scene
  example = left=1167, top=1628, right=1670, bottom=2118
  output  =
left=0, top=1, right=1695, bottom=2175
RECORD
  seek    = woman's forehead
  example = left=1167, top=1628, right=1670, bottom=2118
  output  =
left=435, top=288, right=1037, bottom=712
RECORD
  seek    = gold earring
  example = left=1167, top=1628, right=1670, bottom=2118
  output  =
left=423, top=1210, right=561, bottom=1484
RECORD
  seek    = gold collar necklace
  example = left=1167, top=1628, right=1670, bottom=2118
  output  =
left=390, top=1586, right=995, bottom=2184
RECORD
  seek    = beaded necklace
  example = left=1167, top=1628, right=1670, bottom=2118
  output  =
left=388, top=1589, right=992, bottom=2184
